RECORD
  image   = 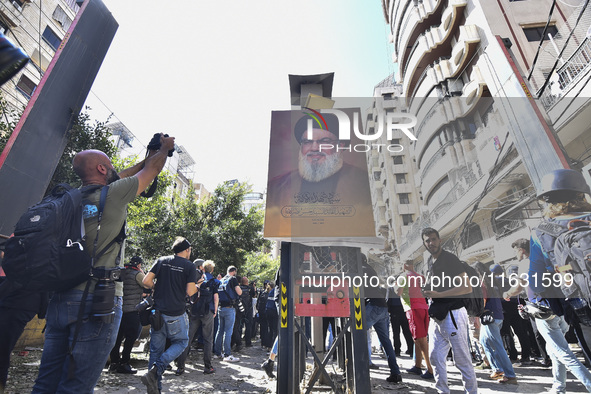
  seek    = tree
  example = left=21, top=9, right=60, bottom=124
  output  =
left=189, top=182, right=269, bottom=276
left=0, top=94, right=22, bottom=154
left=242, top=251, right=279, bottom=285
left=124, top=178, right=269, bottom=273
left=46, top=109, right=116, bottom=192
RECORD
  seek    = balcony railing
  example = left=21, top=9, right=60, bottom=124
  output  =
left=538, top=37, right=591, bottom=109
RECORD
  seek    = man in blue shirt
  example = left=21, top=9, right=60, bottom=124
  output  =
left=528, top=169, right=591, bottom=393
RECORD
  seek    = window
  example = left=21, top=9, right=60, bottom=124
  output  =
left=523, top=25, right=558, bottom=42
left=16, top=74, right=36, bottom=99
left=393, top=156, right=403, bottom=165
left=402, top=214, right=414, bottom=226
left=461, top=223, right=483, bottom=249
left=0, top=20, right=8, bottom=34
left=398, top=193, right=410, bottom=204
left=52, top=6, right=73, bottom=31
left=42, top=26, right=62, bottom=51
left=396, top=174, right=406, bottom=184
left=12, top=0, right=24, bottom=10
left=392, top=138, right=401, bottom=145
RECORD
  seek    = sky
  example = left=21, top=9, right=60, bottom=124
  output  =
left=84, top=1, right=395, bottom=192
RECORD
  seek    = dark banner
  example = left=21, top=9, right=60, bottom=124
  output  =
left=0, top=0, right=118, bottom=236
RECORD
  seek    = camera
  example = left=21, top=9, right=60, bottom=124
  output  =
left=236, top=299, right=245, bottom=313
left=136, top=295, right=154, bottom=312
left=91, top=279, right=116, bottom=323
left=147, top=133, right=175, bottom=157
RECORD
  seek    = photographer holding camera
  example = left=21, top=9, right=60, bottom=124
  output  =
left=109, top=256, right=149, bottom=374
left=32, top=134, right=175, bottom=394
left=141, top=237, right=197, bottom=394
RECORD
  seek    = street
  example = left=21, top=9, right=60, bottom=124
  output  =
left=5, top=337, right=591, bottom=393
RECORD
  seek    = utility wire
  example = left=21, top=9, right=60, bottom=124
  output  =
left=536, top=0, right=590, bottom=98
left=527, top=0, right=557, bottom=81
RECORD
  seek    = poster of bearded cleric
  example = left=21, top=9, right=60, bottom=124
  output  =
left=264, top=109, right=375, bottom=239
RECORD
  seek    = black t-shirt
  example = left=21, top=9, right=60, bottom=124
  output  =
left=428, top=250, right=466, bottom=307
left=219, top=276, right=239, bottom=307
left=362, top=263, right=388, bottom=308
left=151, top=255, right=197, bottom=316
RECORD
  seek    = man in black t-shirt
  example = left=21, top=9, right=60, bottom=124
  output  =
left=422, top=228, right=477, bottom=394
left=214, top=266, right=242, bottom=362
left=141, top=237, right=197, bottom=394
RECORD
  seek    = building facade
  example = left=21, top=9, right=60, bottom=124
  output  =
left=0, top=0, right=79, bottom=112
left=371, top=0, right=591, bottom=273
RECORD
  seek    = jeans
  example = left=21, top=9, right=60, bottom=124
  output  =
left=32, top=290, right=123, bottom=394
left=177, top=310, right=215, bottom=369
left=365, top=304, right=400, bottom=376
left=148, top=312, right=189, bottom=391
left=480, top=319, right=516, bottom=378
left=215, top=306, right=236, bottom=357
left=536, top=315, right=591, bottom=393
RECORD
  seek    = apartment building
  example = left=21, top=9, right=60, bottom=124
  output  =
left=0, top=0, right=79, bottom=111
left=372, top=0, right=591, bottom=272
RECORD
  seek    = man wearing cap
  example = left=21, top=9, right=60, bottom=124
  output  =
left=109, top=256, right=148, bottom=374
left=266, top=113, right=373, bottom=236
left=141, top=237, right=197, bottom=394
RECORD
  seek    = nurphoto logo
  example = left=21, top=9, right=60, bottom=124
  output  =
left=302, top=107, right=417, bottom=153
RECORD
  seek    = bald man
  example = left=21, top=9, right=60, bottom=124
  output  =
left=32, top=134, right=175, bottom=394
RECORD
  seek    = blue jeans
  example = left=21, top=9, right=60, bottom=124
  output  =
left=480, top=319, right=516, bottom=378
left=148, top=312, right=189, bottom=390
left=32, top=290, right=123, bottom=394
left=365, top=304, right=400, bottom=376
left=215, top=306, right=236, bottom=356
left=536, top=315, right=591, bottom=393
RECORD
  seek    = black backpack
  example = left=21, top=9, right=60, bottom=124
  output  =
left=540, top=216, right=591, bottom=302
left=257, top=290, right=269, bottom=315
left=461, top=261, right=486, bottom=318
left=1, top=184, right=108, bottom=293
left=192, top=278, right=216, bottom=317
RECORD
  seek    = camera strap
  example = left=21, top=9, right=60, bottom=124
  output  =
left=67, top=186, right=111, bottom=380
left=140, top=149, right=158, bottom=198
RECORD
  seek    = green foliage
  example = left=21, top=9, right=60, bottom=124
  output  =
left=46, top=109, right=116, bottom=192
left=0, top=94, right=23, bottom=154
left=241, top=251, right=279, bottom=286
left=188, top=182, right=269, bottom=276
left=124, top=178, right=269, bottom=274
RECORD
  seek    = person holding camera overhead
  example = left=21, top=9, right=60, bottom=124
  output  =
left=32, top=134, right=176, bottom=394
left=141, top=237, right=197, bottom=394
left=108, top=256, right=148, bottom=375
left=214, top=266, right=242, bottom=362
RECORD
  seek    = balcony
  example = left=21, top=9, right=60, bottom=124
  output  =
left=414, top=66, right=487, bottom=155
left=449, top=25, right=480, bottom=77
left=398, top=0, right=446, bottom=74
left=538, top=37, right=591, bottom=109
left=421, top=153, right=454, bottom=198
left=402, top=0, right=467, bottom=103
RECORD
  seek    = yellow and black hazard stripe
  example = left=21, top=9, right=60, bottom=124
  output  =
left=353, top=287, right=362, bottom=329
left=281, top=282, right=288, bottom=328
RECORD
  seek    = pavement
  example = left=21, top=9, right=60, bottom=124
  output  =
left=6, top=338, right=591, bottom=393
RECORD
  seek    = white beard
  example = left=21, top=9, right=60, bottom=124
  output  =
left=298, top=150, right=343, bottom=182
